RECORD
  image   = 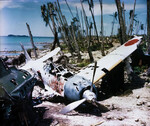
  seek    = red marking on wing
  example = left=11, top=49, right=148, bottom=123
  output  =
left=124, top=39, right=139, bottom=46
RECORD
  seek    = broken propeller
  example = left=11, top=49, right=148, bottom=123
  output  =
left=60, top=61, right=108, bottom=114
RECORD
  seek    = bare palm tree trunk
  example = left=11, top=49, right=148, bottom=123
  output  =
left=81, top=10, right=84, bottom=36
left=122, top=2, right=126, bottom=34
left=26, top=23, right=38, bottom=58
left=65, top=0, right=74, bottom=18
left=147, top=0, right=150, bottom=54
left=76, top=7, right=82, bottom=41
left=115, top=0, right=127, bottom=44
left=128, top=0, right=136, bottom=36
left=41, top=5, right=55, bottom=36
left=54, top=2, right=64, bottom=27
left=80, top=0, right=94, bottom=62
left=87, top=0, right=105, bottom=56
left=87, top=0, right=98, bottom=38
left=71, top=25, right=81, bottom=61
left=48, top=22, right=55, bottom=36
left=88, top=22, right=94, bottom=62
left=111, top=14, right=115, bottom=37
left=48, top=4, right=60, bottom=50
left=56, top=0, right=75, bottom=56
left=99, top=0, right=105, bottom=56
left=115, top=0, right=133, bottom=81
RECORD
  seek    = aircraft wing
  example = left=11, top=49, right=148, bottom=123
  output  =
left=19, top=47, right=60, bottom=70
left=37, top=47, right=61, bottom=62
left=77, top=36, right=142, bottom=83
left=19, top=60, right=33, bottom=70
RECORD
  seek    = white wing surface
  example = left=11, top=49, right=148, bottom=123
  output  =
left=37, top=47, right=61, bottom=62
left=77, top=36, right=142, bottom=83
left=20, top=47, right=60, bottom=70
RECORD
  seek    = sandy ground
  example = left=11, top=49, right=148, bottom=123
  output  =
left=30, top=42, right=150, bottom=126
left=33, top=81, right=150, bottom=126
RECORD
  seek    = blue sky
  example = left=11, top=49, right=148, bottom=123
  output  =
left=0, top=0, right=147, bottom=37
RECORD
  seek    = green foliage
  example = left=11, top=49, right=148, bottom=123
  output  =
left=70, top=60, right=76, bottom=64
left=60, top=43, right=68, bottom=50
left=133, top=65, right=148, bottom=74
left=90, top=43, right=101, bottom=51
left=139, top=37, right=147, bottom=52
left=77, top=59, right=90, bottom=67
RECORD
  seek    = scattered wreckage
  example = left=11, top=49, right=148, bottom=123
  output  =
left=0, top=58, right=37, bottom=125
left=20, top=36, right=142, bottom=114
left=1, top=34, right=149, bottom=125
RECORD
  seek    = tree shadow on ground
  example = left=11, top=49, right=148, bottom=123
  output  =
left=75, top=101, right=109, bottom=116
left=97, top=73, right=145, bottom=101
left=34, top=107, right=53, bottom=126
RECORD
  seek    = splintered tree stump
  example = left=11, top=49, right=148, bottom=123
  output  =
left=55, top=55, right=69, bottom=67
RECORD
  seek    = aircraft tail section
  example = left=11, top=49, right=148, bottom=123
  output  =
left=20, top=43, right=32, bottom=63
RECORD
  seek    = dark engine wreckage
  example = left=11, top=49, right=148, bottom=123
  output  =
left=0, top=58, right=37, bottom=126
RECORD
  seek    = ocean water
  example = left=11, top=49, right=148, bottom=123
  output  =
left=0, top=36, right=54, bottom=52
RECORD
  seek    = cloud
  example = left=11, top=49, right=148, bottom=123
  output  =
left=0, top=0, right=23, bottom=10
left=125, top=4, right=146, bottom=10
left=66, top=1, right=146, bottom=16
left=69, top=2, right=117, bottom=16
left=0, top=1, right=12, bottom=10
left=7, top=3, right=22, bottom=9
left=33, top=0, right=39, bottom=3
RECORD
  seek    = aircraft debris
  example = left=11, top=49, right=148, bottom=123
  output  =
left=0, top=58, right=37, bottom=125
left=91, top=120, right=104, bottom=126
left=20, top=36, right=142, bottom=114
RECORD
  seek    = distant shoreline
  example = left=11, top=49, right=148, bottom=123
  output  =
left=0, top=43, right=50, bottom=52
left=0, top=42, right=53, bottom=56
left=8, top=34, right=29, bottom=37
left=0, top=35, right=54, bottom=38
left=0, top=36, right=55, bottom=52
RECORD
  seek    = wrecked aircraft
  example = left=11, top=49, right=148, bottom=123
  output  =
left=20, top=36, right=142, bottom=114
